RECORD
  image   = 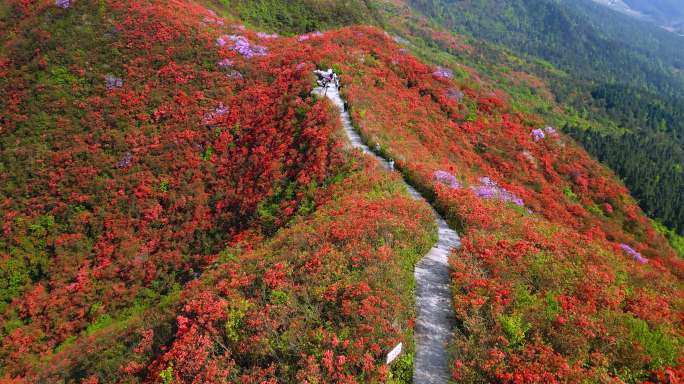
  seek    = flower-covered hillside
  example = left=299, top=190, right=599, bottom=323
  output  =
left=2, top=0, right=684, bottom=381
left=375, top=0, right=684, bottom=253
left=0, top=0, right=436, bottom=382
left=313, top=27, right=684, bottom=382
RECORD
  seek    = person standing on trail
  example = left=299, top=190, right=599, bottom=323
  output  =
left=343, top=101, right=349, bottom=112
left=375, top=142, right=380, bottom=154
left=389, top=159, right=395, bottom=171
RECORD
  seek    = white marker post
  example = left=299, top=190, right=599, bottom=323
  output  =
left=386, top=342, right=402, bottom=365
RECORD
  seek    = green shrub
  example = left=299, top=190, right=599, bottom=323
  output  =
left=498, top=312, right=530, bottom=347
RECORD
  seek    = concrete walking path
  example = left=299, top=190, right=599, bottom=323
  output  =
left=312, top=84, right=460, bottom=384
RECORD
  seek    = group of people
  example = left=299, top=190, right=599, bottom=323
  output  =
left=323, top=72, right=339, bottom=90
left=314, top=69, right=395, bottom=172
left=315, top=68, right=340, bottom=91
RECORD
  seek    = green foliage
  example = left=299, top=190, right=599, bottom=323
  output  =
left=84, top=314, right=116, bottom=335
left=651, top=219, right=684, bottom=257
left=498, top=312, right=530, bottom=347
left=225, top=300, right=249, bottom=342
left=159, top=362, right=174, bottom=384
left=627, top=318, right=680, bottom=368
left=158, top=180, right=169, bottom=193
left=50, top=67, right=82, bottom=86
left=198, top=146, right=213, bottom=161
left=544, top=291, right=561, bottom=321
left=269, top=288, right=289, bottom=305
left=89, top=302, right=103, bottom=317
left=222, top=0, right=382, bottom=33
left=3, top=318, right=23, bottom=337
left=513, top=284, right=536, bottom=309
left=388, top=352, right=413, bottom=383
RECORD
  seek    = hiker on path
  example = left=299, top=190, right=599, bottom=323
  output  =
left=389, top=159, right=394, bottom=171
left=343, top=101, right=349, bottom=112
left=375, top=143, right=380, bottom=154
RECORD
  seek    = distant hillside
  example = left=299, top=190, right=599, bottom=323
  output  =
left=408, top=0, right=684, bottom=97
left=621, top=0, right=684, bottom=30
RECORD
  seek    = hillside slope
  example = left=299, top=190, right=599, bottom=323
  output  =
left=1, top=0, right=684, bottom=382
left=335, top=30, right=684, bottom=380
left=374, top=0, right=684, bottom=240
left=0, top=0, right=435, bottom=381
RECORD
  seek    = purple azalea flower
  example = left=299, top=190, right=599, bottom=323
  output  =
left=448, top=89, right=464, bottom=101
left=251, top=44, right=268, bottom=56
left=105, top=75, right=122, bottom=90
left=531, top=129, right=545, bottom=142
left=217, top=20, right=224, bottom=26
left=227, top=36, right=268, bottom=58
left=256, top=32, right=278, bottom=39
left=227, top=70, right=243, bottom=80
left=216, top=37, right=226, bottom=47
left=205, top=102, right=229, bottom=124
left=215, top=102, right=229, bottom=116
left=470, top=177, right=524, bottom=206
left=434, top=170, right=462, bottom=189
left=55, top=0, right=72, bottom=9
left=544, top=126, right=557, bottom=135
left=398, top=48, right=409, bottom=54
left=117, top=152, right=133, bottom=168
left=218, top=59, right=233, bottom=67
left=479, top=177, right=497, bottom=188
left=620, top=244, right=648, bottom=264
left=433, top=66, right=453, bottom=78
left=298, top=35, right=310, bottom=42
left=393, top=36, right=409, bottom=44
left=296, top=62, right=307, bottom=70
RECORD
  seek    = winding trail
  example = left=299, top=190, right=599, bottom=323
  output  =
left=312, top=84, right=460, bottom=384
